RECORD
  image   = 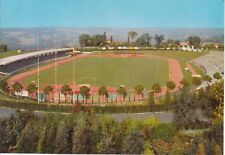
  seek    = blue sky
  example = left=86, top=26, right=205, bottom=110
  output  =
left=1, top=0, right=224, bottom=28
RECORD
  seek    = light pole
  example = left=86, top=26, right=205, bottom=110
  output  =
left=37, top=32, right=40, bottom=103
left=54, top=32, right=58, bottom=104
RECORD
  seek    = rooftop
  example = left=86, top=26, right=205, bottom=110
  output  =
left=0, top=48, right=74, bottom=66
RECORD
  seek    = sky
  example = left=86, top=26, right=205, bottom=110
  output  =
left=0, top=0, right=224, bottom=28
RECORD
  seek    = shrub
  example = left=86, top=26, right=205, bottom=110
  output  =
left=0, top=98, right=173, bottom=114
left=151, top=123, right=178, bottom=141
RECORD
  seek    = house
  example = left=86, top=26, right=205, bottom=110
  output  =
left=101, top=47, right=107, bottom=50
left=17, top=49, right=22, bottom=53
left=15, top=90, right=29, bottom=97
left=108, top=46, right=114, bottom=50
left=192, top=74, right=202, bottom=78
left=179, top=42, right=196, bottom=51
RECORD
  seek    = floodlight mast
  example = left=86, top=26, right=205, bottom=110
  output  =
left=37, top=32, right=40, bottom=104
left=72, top=34, right=75, bottom=103
left=54, top=33, right=58, bottom=103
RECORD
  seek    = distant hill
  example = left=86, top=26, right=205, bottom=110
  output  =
left=0, top=27, right=223, bottom=50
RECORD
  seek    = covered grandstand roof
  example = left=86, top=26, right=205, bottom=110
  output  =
left=0, top=48, right=74, bottom=66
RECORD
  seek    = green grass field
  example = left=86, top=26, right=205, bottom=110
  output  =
left=23, top=57, right=169, bottom=88
left=21, top=50, right=207, bottom=88
left=191, top=63, right=205, bottom=77
left=143, top=50, right=208, bottom=81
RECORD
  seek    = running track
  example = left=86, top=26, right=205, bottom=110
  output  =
left=8, top=53, right=188, bottom=97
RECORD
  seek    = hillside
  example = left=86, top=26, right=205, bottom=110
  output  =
left=0, top=27, right=223, bottom=50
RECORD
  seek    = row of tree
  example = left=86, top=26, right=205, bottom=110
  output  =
left=0, top=79, right=223, bottom=154
left=0, top=44, right=8, bottom=52
left=0, top=110, right=145, bottom=153
left=79, top=31, right=203, bottom=48
left=79, top=32, right=107, bottom=47
left=0, top=72, right=222, bottom=103
left=1, top=79, right=176, bottom=103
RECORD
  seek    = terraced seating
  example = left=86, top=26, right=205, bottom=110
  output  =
left=192, top=51, right=224, bottom=77
left=0, top=51, right=68, bottom=75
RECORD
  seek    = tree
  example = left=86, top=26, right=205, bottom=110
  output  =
left=26, top=83, right=37, bottom=97
left=154, top=34, right=164, bottom=47
left=166, top=81, right=176, bottom=92
left=210, top=79, right=224, bottom=104
left=164, top=90, right=173, bottom=105
left=212, top=105, right=223, bottom=126
left=151, top=123, right=177, bottom=141
left=43, top=85, right=53, bottom=101
left=134, top=85, right=144, bottom=95
left=79, top=34, right=90, bottom=47
left=80, top=86, right=91, bottom=103
left=214, top=144, right=222, bottom=155
left=203, top=75, right=212, bottom=84
left=37, top=115, right=59, bottom=153
left=174, top=40, right=180, bottom=48
left=187, top=36, right=201, bottom=48
left=173, top=88, right=197, bottom=129
left=16, top=120, right=40, bottom=153
left=61, top=84, right=72, bottom=102
left=122, top=130, right=144, bottom=154
left=98, top=86, right=108, bottom=97
left=192, top=77, right=202, bottom=86
left=128, top=31, right=138, bottom=43
left=117, top=86, right=127, bottom=100
left=55, top=117, right=74, bottom=154
left=0, top=80, right=10, bottom=94
left=166, top=39, right=175, bottom=48
left=0, top=44, right=8, bottom=52
left=169, top=135, right=188, bottom=154
left=0, top=118, right=9, bottom=152
left=185, top=136, right=201, bottom=155
left=152, top=139, right=170, bottom=155
left=127, top=36, right=130, bottom=43
left=148, top=92, right=155, bottom=105
left=96, top=116, right=124, bottom=154
left=197, top=143, right=206, bottom=155
left=207, top=121, right=223, bottom=147
left=180, top=78, right=190, bottom=87
left=73, top=112, right=98, bottom=154
left=98, top=86, right=108, bottom=102
left=213, top=72, right=222, bottom=80
left=90, top=34, right=106, bottom=46
left=135, top=33, right=151, bottom=46
left=151, top=83, right=161, bottom=96
left=197, top=80, right=223, bottom=121
left=12, top=82, right=23, bottom=95
left=0, top=110, right=35, bottom=152
left=103, top=32, right=107, bottom=43
left=110, top=35, right=113, bottom=43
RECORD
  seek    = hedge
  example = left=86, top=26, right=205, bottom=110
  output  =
left=0, top=99, right=173, bottom=114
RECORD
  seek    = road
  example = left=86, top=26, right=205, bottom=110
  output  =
left=0, top=107, right=174, bottom=123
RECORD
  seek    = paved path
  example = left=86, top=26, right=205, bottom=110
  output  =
left=110, top=111, right=174, bottom=123
left=0, top=107, right=174, bottom=123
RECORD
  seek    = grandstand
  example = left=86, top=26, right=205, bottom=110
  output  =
left=0, top=48, right=74, bottom=75
left=191, top=51, right=224, bottom=77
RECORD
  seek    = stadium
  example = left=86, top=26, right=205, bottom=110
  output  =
left=1, top=47, right=219, bottom=104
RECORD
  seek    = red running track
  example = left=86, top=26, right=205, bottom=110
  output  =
left=8, top=53, right=186, bottom=97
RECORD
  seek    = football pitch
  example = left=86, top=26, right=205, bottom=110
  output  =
left=20, top=50, right=207, bottom=89
left=22, top=56, right=169, bottom=88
